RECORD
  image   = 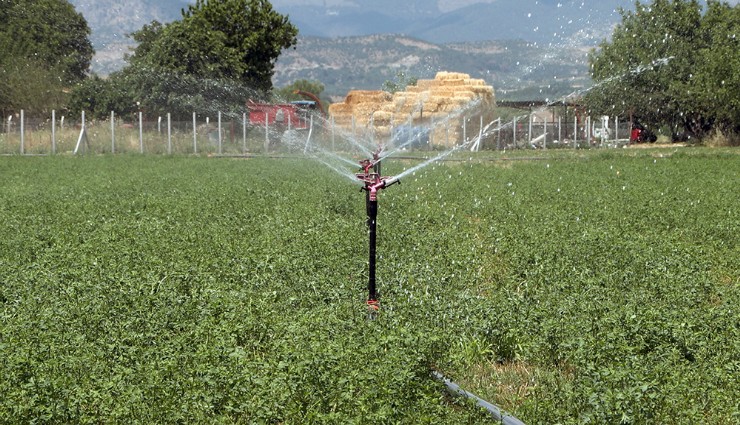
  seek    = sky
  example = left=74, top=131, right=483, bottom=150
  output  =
left=270, top=0, right=740, bottom=9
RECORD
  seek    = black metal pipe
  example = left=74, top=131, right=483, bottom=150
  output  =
left=366, top=197, right=378, bottom=302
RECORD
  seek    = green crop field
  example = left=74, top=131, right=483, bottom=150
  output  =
left=1, top=149, right=738, bottom=424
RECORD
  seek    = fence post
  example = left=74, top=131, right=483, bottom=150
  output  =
left=73, top=110, right=88, bottom=154
left=242, top=112, right=247, bottom=155
left=513, top=116, right=517, bottom=148
left=558, top=116, right=562, bottom=145
left=193, top=112, right=197, bottom=154
left=111, top=111, right=115, bottom=154
left=615, top=116, right=619, bottom=143
left=217, top=111, right=222, bottom=155
left=574, top=116, right=578, bottom=149
left=528, top=114, right=533, bottom=147
left=590, top=116, right=594, bottom=147
left=264, top=116, right=269, bottom=153
left=462, top=115, right=467, bottom=144
left=543, top=116, right=547, bottom=150
left=167, top=113, right=172, bottom=154
left=20, top=109, right=24, bottom=155
left=52, top=110, right=57, bottom=154
left=139, top=111, right=143, bottom=153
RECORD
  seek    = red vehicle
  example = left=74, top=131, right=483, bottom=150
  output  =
left=630, top=119, right=657, bottom=143
left=247, top=100, right=320, bottom=130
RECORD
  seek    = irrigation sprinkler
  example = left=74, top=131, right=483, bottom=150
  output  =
left=356, top=146, right=399, bottom=317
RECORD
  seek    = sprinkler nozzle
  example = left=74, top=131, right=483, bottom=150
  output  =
left=383, top=176, right=400, bottom=188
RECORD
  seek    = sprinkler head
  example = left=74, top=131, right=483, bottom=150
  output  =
left=372, top=145, right=383, bottom=161
left=356, top=152, right=399, bottom=198
left=358, top=158, right=376, bottom=175
left=355, top=171, right=399, bottom=201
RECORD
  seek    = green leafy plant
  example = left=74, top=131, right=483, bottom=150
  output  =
left=0, top=151, right=737, bottom=423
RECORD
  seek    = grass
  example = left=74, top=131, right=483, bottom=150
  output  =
left=0, top=149, right=738, bottom=424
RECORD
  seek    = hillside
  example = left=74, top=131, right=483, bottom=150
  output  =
left=274, top=35, right=592, bottom=101
left=280, top=0, right=633, bottom=44
left=70, top=0, right=595, bottom=100
left=70, top=0, right=191, bottom=75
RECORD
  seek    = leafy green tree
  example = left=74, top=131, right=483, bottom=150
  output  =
left=691, top=1, right=740, bottom=136
left=121, top=0, right=298, bottom=118
left=382, top=71, right=419, bottom=94
left=67, top=74, right=137, bottom=120
left=585, top=0, right=739, bottom=140
left=0, top=57, right=67, bottom=115
left=0, top=0, right=93, bottom=114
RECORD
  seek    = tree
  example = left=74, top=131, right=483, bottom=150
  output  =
left=67, top=74, right=136, bottom=121
left=0, top=0, right=93, bottom=114
left=691, top=1, right=740, bottom=137
left=584, top=0, right=739, bottom=141
left=382, top=71, right=419, bottom=94
left=121, top=0, right=298, bottom=118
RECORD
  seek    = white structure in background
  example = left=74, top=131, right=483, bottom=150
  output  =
left=592, top=115, right=611, bottom=141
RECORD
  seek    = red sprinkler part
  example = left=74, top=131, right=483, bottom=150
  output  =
left=358, top=159, right=375, bottom=175
left=358, top=145, right=384, bottom=174
left=355, top=170, right=399, bottom=201
left=366, top=299, right=380, bottom=313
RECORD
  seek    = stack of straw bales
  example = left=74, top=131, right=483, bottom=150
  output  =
left=328, top=72, right=495, bottom=147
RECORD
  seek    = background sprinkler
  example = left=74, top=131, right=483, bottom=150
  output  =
left=356, top=146, right=399, bottom=317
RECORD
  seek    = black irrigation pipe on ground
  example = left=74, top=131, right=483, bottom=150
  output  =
left=432, top=371, right=527, bottom=425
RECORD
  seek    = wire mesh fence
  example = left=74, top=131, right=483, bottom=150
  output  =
left=0, top=109, right=634, bottom=155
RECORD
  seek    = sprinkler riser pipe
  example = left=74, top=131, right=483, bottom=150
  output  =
left=367, top=198, right=378, bottom=302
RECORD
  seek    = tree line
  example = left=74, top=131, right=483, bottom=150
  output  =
left=1, top=0, right=737, bottom=142
left=584, top=0, right=739, bottom=142
left=1, top=0, right=300, bottom=121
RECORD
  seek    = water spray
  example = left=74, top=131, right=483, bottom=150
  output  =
left=356, top=146, right=399, bottom=317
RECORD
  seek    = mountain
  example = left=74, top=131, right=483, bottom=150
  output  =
left=71, top=0, right=638, bottom=74
left=68, top=0, right=639, bottom=99
left=273, top=35, right=592, bottom=101
left=272, top=0, right=637, bottom=45
left=69, top=0, right=192, bottom=74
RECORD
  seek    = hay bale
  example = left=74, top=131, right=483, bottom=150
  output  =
left=453, top=91, right=477, bottom=101
left=422, top=102, right=442, bottom=113
left=373, top=110, right=393, bottom=123
left=328, top=103, right=354, bottom=115
left=440, top=78, right=466, bottom=86
left=412, top=79, right=434, bottom=90
left=344, top=90, right=390, bottom=106
left=436, top=71, right=469, bottom=80
left=374, top=125, right=391, bottom=137
left=329, top=70, right=496, bottom=138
